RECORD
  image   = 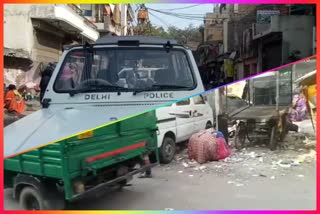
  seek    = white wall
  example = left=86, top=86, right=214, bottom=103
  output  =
left=4, top=4, right=34, bottom=56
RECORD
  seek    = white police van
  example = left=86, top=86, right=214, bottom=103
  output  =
left=5, top=36, right=205, bottom=158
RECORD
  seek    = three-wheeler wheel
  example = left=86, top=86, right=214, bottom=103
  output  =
left=234, top=122, right=247, bottom=150
left=18, top=186, right=65, bottom=210
left=269, top=125, right=280, bottom=151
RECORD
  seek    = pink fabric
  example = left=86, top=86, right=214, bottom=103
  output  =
left=216, top=137, right=231, bottom=160
left=60, top=67, right=74, bottom=80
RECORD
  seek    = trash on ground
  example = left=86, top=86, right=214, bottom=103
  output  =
left=277, top=160, right=292, bottom=168
left=245, top=152, right=256, bottom=158
left=165, top=208, right=174, bottom=211
left=176, top=156, right=183, bottom=161
left=199, top=166, right=207, bottom=170
left=296, top=150, right=316, bottom=163
left=182, top=162, right=189, bottom=168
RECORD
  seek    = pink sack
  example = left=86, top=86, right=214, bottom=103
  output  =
left=216, top=137, right=231, bottom=160
left=188, top=129, right=218, bottom=164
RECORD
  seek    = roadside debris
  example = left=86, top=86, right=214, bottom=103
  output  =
left=199, top=166, right=207, bottom=170
left=182, top=162, right=189, bottom=168
left=277, top=160, right=293, bottom=168
left=296, top=150, right=316, bottom=163
left=169, top=128, right=315, bottom=186
left=227, top=181, right=244, bottom=187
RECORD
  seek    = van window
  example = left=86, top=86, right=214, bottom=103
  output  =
left=176, top=98, right=190, bottom=106
left=194, top=95, right=205, bottom=105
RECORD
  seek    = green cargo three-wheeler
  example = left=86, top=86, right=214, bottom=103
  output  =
left=4, top=111, right=159, bottom=210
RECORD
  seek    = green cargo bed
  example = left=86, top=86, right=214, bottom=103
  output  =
left=5, top=111, right=158, bottom=200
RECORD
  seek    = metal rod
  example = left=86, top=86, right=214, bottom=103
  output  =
left=276, top=70, right=279, bottom=111
left=71, top=163, right=158, bottom=201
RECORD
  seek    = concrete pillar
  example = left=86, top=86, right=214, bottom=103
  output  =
left=257, top=41, right=263, bottom=73
left=120, top=4, right=127, bottom=35
left=223, top=20, right=229, bottom=52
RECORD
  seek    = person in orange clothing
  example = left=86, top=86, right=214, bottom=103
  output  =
left=4, top=84, right=25, bottom=115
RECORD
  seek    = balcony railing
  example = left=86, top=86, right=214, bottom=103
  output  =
left=67, top=4, right=83, bottom=15
left=67, top=4, right=98, bottom=30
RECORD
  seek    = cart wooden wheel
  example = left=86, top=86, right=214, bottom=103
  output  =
left=279, top=116, right=289, bottom=142
left=269, top=126, right=278, bottom=151
left=246, top=133, right=254, bottom=144
left=234, top=123, right=246, bottom=150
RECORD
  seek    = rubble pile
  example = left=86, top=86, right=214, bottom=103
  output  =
left=163, top=133, right=316, bottom=187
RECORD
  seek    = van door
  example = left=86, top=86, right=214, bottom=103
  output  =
left=192, top=95, right=211, bottom=132
left=174, top=98, right=194, bottom=142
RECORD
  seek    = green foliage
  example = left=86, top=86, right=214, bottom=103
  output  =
left=134, top=23, right=202, bottom=45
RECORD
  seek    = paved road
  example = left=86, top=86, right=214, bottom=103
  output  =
left=5, top=155, right=316, bottom=210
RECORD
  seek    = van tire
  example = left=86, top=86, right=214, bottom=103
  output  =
left=160, top=137, right=176, bottom=164
left=19, top=186, right=65, bottom=210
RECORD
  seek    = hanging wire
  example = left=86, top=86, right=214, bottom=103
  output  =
left=151, top=4, right=203, bottom=11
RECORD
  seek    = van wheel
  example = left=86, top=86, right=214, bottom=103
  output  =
left=205, top=121, right=212, bottom=129
left=160, top=137, right=176, bottom=164
left=19, top=186, right=65, bottom=210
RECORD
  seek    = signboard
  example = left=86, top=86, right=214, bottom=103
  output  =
left=256, top=10, right=280, bottom=24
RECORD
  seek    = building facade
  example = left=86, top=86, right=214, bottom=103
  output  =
left=77, top=4, right=135, bottom=37
left=201, top=4, right=316, bottom=81
left=4, top=4, right=135, bottom=91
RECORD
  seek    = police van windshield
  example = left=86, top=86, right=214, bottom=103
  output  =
left=54, top=48, right=195, bottom=93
